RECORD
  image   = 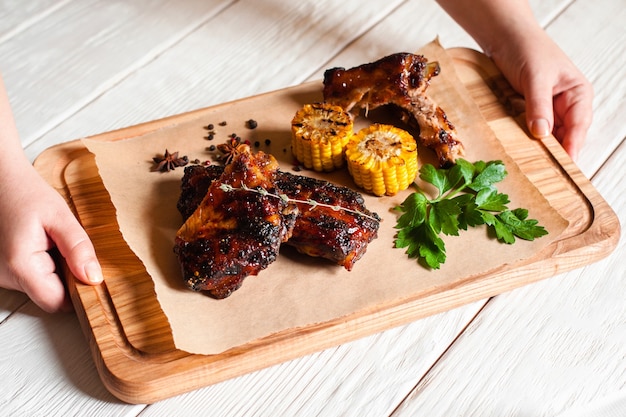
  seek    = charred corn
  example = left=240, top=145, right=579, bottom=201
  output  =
left=345, top=124, right=418, bottom=196
left=291, top=102, right=353, bottom=172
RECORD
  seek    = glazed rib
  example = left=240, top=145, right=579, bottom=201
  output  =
left=177, top=164, right=380, bottom=278
left=322, top=52, right=464, bottom=167
left=174, top=149, right=297, bottom=298
left=274, top=171, right=380, bottom=270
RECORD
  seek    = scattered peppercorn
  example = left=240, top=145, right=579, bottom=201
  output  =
left=206, top=133, right=214, bottom=140
left=207, top=145, right=216, bottom=151
left=264, top=139, right=271, bottom=146
left=254, top=141, right=260, bottom=147
left=245, top=119, right=258, bottom=129
left=219, top=121, right=227, bottom=126
left=207, top=123, right=214, bottom=130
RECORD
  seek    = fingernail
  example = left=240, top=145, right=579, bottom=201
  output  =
left=85, top=261, right=103, bottom=284
left=530, top=119, right=550, bottom=138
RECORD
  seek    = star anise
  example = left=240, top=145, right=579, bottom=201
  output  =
left=152, top=149, right=189, bottom=172
left=217, top=136, right=249, bottom=165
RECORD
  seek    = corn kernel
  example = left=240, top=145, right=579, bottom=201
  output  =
left=345, top=124, right=418, bottom=196
left=291, top=103, right=353, bottom=172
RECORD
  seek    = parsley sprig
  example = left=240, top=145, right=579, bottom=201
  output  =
left=394, top=159, right=548, bottom=269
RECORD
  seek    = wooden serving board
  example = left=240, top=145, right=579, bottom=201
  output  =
left=33, top=48, right=620, bottom=403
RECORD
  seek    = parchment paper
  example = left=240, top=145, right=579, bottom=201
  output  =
left=82, top=41, right=568, bottom=354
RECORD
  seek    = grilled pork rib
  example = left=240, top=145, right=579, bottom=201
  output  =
left=174, top=149, right=297, bottom=298
left=322, top=52, right=464, bottom=167
left=274, top=171, right=380, bottom=270
left=176, top=162, right=380, bottom=296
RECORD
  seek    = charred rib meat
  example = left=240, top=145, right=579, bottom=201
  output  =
left=274, top=172, right=380, bottom=271
left=177, top=164, right=224, bottom=220
left=322, top=52, right=464, bottom=167
left=174, top=148, right=297, bottom=298
left=177, top=163, right=380, bottom=285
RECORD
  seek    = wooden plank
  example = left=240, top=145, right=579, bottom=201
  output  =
left=137, top=302, right=485, bottom=416
left=391, top=139, right=626, bottom=417
left=23, top=0, right=404, bottom=162
left=0, top=0, right=69, bottom=44
left=1, top=0, right=235, bottom=151
left=0, top=302, right=146, bottom=416
left=302, top=0, right=570, bottom=80
left=304, top=0, right=476, bottom=83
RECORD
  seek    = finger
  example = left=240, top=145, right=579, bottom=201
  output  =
left=554, top=84, right=594, bottom=160
left=523, top=72, right=555, bottom=140
left=559, top=122, right=586, bottom=160
left=17, top=250, right=71, bottom=313
left=26, top=272, right=72, bottom=313
left=46, top=210, right=103, bottom=286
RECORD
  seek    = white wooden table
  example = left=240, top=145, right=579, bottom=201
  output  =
left=1, top=1, right=624, bottom=416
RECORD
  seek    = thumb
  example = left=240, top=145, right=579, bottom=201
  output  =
left=523, top=73, right=554, bottom=140
left=47, top=211, right=103, bottom=286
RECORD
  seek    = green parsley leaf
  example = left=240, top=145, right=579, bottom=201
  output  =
left=430, top=198, right=462, bottom=236
left=394, top=222, right=446, bottom=269
left=468, top=160, right=507, bottom=192
left=451, top=158, right=476, bottom=187
left=419, top=164, right=451, bottom=196
left=394, top=158, right=548, bottom=269
left=475, top=188, right=509, bottom=211
left=395, top=192, right=428, bottom=228
left=455, top=195, right=484, bottom=229
left=496, top=208, right=548, bottom=241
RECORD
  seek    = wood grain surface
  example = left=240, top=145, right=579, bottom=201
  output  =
left=2, top=1, right=624, bottom=416
left=33, top=48, right=620, bottom=404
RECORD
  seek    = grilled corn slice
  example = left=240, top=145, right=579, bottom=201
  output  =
left=291, top=102, right=353, bottom=172
left=345, top=124, right=418, bottom=196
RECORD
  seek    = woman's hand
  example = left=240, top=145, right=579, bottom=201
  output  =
left=437, top=0, right=594, bottom=160
left=1, top=73, right=102, bottom=313
left=0, top=166, right=103, bottom=313
left=489, top=28, right=593, bottom=159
